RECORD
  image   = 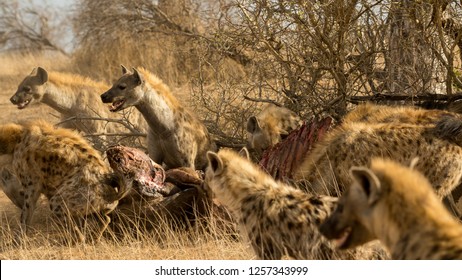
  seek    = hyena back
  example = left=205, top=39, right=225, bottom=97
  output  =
left=294, top=121, right=462, bottom=201
left=343, top=103, right=458, bottom=125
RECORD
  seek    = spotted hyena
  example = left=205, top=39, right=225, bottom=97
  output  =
left=10, top=67, right=147, bottom=147
left=0, top=120, right=131, bottom=240
left=341, top=103, right=462, bottom=215
left=320, top=158, right=462, bottom=259
left=204, top=148, right=381, bottom=260
left=246, top=104, right=301, bottom=156
left=101, top=65, right=216, bottom=170
left=294, top=120, right=462, bottom=205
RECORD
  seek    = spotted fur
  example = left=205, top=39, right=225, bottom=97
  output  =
left=205, top=149, right=381, bottom=260
left=0, top=120, right=130, bottom=240
left=294, top=120, right=462, bottom=202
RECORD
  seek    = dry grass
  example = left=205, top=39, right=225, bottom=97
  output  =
left=0, top=51, right=254, bottom=260
left=0, top=191, right=253, bottom=260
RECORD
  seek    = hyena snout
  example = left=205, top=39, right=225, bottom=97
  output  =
left=319, top=216, right=338, bottom=240
left=101, top=91, right=113, bottom=103
left=10, top=94, right=20, bottom=104
left=10, top=92, right=32, bottom=109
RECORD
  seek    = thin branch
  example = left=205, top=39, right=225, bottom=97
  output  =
left=243, top=95, right=284, bottom=107
left=57, top=116, right=144, bottom=135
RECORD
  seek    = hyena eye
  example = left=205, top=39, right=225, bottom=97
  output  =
left=23, top=86, right=31, bottom=92
left=118, top=84, right=127, bottom=90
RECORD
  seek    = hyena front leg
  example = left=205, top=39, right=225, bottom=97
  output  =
left=0, top=167, right=25, bottom=209
left=94, top=207, right=116, bottom=242
left=49, top=188, right=87, bottom=243
left=20, top=178, right=42, bottom=233
left=49, top=200, right=85, bottom=243
left=49, top=184, right=116, bottom=243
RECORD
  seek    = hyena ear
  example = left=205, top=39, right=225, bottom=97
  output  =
left=349, top=166, right=381, bottom=206
left=35, top=67, right=48, bottom=85
left=206, top=151, right=224, bottom=175
left=121, top=64, right=130, bottom=74
left=238, top=147, right=250, bottom=160
left=246, top=116, right=261, bottom=133
left=132, top=68, right=143, bottom=86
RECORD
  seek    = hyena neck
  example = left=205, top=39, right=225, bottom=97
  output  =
left=373, top=218, right=401, bottom=255
left=376, top=202, right=452, bottom=257
left=135, top=85, right=177, bottom=137
left=41, top=83, right=77, bottom=114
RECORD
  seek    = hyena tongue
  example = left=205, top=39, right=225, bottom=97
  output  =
left=333, top=227, right=352, bottom=248
left=109, top=100, right=125, bottom=111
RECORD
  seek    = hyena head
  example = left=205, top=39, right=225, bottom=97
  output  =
left=204, top=148, right=252, bottom=209
left=246, top=106, right=301, bottom=155
left=101, top=65, right=145, bottom=112
left=246, top=116, right=280, bottom=155
left=319, top=163, right=383, bottom=250
left=10, top=67, right=49, bottom=109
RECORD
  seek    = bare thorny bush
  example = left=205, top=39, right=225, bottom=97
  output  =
left=71, top=0, right=462, bottom=147
left=57, top=113, right=148, bottom=152
left=2, top=0, right=462, bottom=147
left=0, top=1, right=68, bottom=55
